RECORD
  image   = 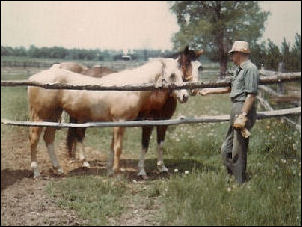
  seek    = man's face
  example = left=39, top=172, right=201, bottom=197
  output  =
left=230, top=52, right=241, bottom=66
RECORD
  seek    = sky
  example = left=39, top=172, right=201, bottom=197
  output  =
left=1, top=1, right=301, bottom=51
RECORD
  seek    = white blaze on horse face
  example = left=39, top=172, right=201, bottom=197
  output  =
left=162, top=58, right=189, bottom=103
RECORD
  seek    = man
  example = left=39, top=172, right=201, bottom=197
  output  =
left=200, top=41, right=259, bottom=184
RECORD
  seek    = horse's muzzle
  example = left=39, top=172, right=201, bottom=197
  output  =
left=178, top=91, right=189, bottom=103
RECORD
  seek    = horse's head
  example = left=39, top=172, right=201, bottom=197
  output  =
left=177, top=46, right=204, bottom=95
left=160, top=58, right=189, bottom=103
left=177, top=46, right=204, bottom=82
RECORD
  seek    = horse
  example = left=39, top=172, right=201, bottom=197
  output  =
left=28, top=58, right=189, bottom=178
left=56, top=62, right=117, bottom=123
left=64, top=46, right=203, bottom=178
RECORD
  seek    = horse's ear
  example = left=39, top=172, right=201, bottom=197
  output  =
left=184, top=45, right=189, bottom=54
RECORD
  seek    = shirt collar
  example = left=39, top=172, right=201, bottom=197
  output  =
left=239, top=59, right=250, bottom=70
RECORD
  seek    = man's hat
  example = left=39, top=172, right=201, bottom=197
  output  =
left=228, top=41, right=250, bottom=54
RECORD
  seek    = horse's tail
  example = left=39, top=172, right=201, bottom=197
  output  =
left=66, top=116, right=78, bottom=158
left=66, top=116, right=86, bottom=158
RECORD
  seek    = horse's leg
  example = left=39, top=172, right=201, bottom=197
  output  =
left=29, top=126, right=43, bottom=178
left=43, top=127, right=64, bottom=175
left=113, top=127, right=125, bottom=173
left=138, top=126, right=153, bottom=179
left=156, top=125, right=169, bottom=173
left=107, top=134, right=115, bottom=176
left=76, top=128, right=90, bottom=168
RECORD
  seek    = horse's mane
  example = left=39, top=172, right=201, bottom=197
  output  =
left=31, top=58, right=166, bottom=87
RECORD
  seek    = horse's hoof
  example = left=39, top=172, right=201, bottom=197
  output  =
left=51, top=167, right=64, bottom=176
left=82, top=161, right=90, bottom=168
left=138, top=169, right=147, bottom=179
left=57, top=168, right=64, bottom=175
left=139, top=174, right=149, bottom=180
left=33, top=173, right=41, bottom=179
left=157, top=165, right=168, bottom=173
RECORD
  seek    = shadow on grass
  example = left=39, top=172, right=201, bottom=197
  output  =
left=1, top=168, right=33, bottom=190
left=65, top=158, right=218, bottom=182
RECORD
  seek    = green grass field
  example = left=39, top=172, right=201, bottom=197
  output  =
left=1, top=64, right=301, bottom=225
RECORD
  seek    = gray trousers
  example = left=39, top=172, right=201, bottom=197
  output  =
left=221, top=101, right=257, bottom=184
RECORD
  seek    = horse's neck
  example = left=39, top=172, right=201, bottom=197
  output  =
left=99, top=60, right=163, bottom=86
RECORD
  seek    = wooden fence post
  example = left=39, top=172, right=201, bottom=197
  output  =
left=277, top=62, right=285, bottom=94
left=298, top=100, right=301, bottom=127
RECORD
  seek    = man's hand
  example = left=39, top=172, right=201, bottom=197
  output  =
left=199, top=89, right=209, bottom=96
left=233, top=114, right=248, bottom=129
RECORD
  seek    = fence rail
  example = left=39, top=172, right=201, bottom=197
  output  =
left=1, top=68, right=300, bottom=129
left=1, top=107, right=300, bottom=128
left=1, top=73, right=300, bottom=91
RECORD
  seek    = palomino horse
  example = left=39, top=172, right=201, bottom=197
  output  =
left=28, top=58, right=188, bottom=178
left=64, top=47, right=203, bottom=178
left=56, top=62, right=117, bottom=123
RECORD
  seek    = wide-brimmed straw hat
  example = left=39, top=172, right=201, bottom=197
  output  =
left=228, top=41, right=250, bottom=54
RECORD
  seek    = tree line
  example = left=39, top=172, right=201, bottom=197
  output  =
left=1, top=45, right=174, bottom=62
left=250, top=34, right=301, bottom=72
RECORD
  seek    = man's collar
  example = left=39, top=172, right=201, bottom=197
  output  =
left=239, top=59, right=250, bottom=70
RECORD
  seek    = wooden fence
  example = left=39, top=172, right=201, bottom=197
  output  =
left=1, top=70, right=301, bottom=129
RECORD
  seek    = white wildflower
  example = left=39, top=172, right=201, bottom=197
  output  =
left=174, top=168, right=178, bottom=173
left=185, top=170, right=189, bottom=175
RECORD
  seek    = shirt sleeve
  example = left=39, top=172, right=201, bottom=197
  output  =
left=244, top=66, right=259, bottom=94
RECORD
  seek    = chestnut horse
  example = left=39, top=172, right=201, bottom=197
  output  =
left=64, top=46, right=203, bottom=178
left=28, top=58, right=188, bottom=178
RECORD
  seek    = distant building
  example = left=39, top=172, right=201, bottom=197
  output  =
left=121, top=55, right=132, bottom=61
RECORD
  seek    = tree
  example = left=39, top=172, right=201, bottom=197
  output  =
left=170, top=1, right=270, bottom=76
left=281, top=38, right=291, bottom=71
left=265, top=39, right=281, bottom=70
left=250, top=41, right=267, bottom=69
left=290, top=33, right=301, bottom=72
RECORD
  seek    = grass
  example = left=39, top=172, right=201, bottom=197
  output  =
left=1, top=65, right=301, bottom=226
left=46, top=176, right=127, bottom=226
left=160, top=118, right=301, bottom=226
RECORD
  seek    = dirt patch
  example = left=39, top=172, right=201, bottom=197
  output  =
left=1, top=128, right=90, bottom=225
left=1, top=177, right=88, bottom=226
left=1, top=128, right=164, bottom=225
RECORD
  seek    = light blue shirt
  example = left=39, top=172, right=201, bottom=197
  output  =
left=229, top=60, right=259, bottom=102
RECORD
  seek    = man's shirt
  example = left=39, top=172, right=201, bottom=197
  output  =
left=230, top=60, right=259, bottom=102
